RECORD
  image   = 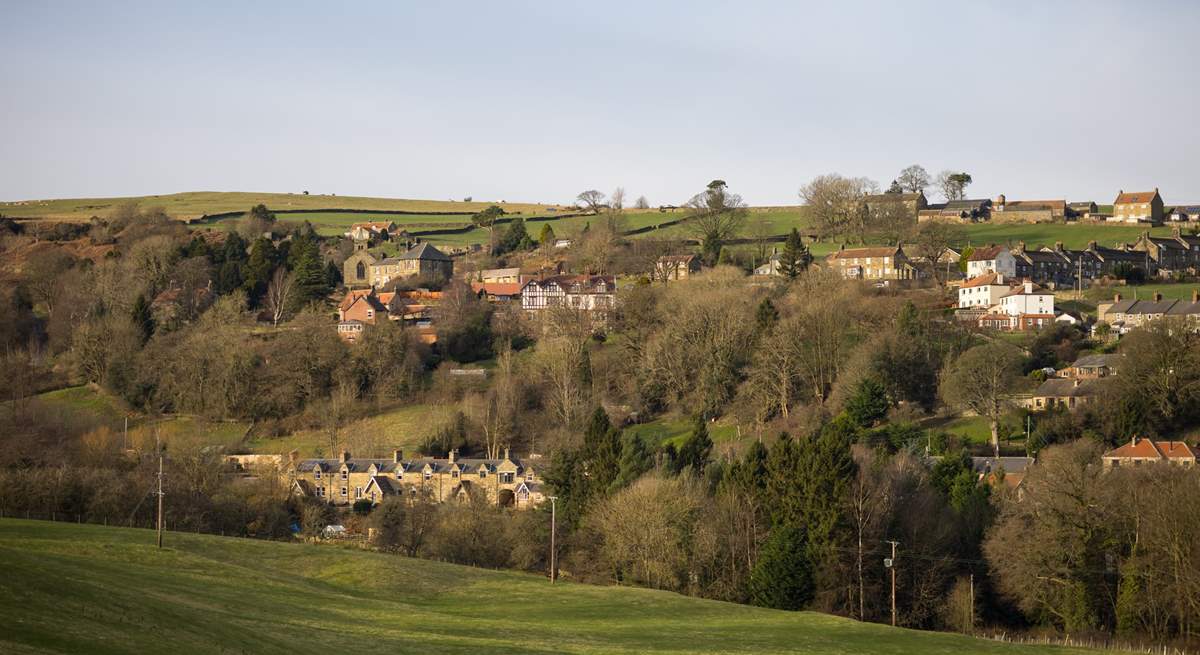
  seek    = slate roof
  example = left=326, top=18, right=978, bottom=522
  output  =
left=972, top=456, right=1035, bottom=475
left=1070, top=354, right=1122, bottom=370
left=1032, top=378, right=1102, bottom=398
left=1106, top=298, right=1200, bottom=316
left=829, top=247, right=901, bottom=260
left=944, top=199, right=992, bottom=211
left=399, top=242, right=451, bottom=262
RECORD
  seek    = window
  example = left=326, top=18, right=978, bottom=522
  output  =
left=340, top=487, right=348, bottom=496
left=525, top=471, right=534, bottom=481
left=451, top=470, right=459, bottom=478
left=314, top=470, right=322, bottom=480
left=479, top=468, right=487, bottom=478
left=341, top=470, right=348, bottom=480
left=355, top=486, right=362, bottom=498
left=500, top=472, right=514, bottom=484
left=424, top=470, right=432, bottom=480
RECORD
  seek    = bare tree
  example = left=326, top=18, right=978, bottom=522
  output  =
left=896, top=165, right=931, bottom=194
left=939, top=342, right=1024, bottom=457
left=799, top=174, right=877, bottom=242
left=634, top=195, right=650, bottom=210
left=935, top=170, right=973, bottom=201
left=577, top=190, right=606, bottom=214
left=685, top=180, right=748, bottom=264
left=263, top=267, right=296, bottom=327
left=909, top=221, right=967, bottom=286
left=22, top=249, right=75, bottom=319
left=609, top=187, right=625, bottom=211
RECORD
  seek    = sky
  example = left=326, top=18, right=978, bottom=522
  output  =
left=2, top=1, right=1198, bottom=206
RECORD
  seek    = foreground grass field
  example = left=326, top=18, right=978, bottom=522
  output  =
left=0, top=520, right=1096, bottom=655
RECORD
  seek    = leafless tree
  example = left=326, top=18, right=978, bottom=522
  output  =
left=577, top=189, right=606, bottom=214
left=896, top=164, right=931, bottom=194
left=909, top=221, right=967, bottom=286
left=263, top=267, right=296, bottom=327
left=799, top=174, right=877, bottom=242
left=634, top=195, right=650, bottom=210
left=684, top=180, right=748, bottom=263
left=935, top=170, right=973, bottom=201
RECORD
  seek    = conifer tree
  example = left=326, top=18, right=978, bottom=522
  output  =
left=130, top=294, right=155, bottom=344
left=755, top=298, right=778, bottom=331
left=675, top=415, right=713, bottom=474
left=748, top=522, right=814, bottom=610
left=845, top=377, right=889, bottom=428
left=610, top=432, right=652, bottom=491
left=538, top=223, right=556, bottom=246
left=779, top=228, right=811, bottom=279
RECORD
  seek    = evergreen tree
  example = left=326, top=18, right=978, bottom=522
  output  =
left=241, top=237, right=278, bottom=304
left=611, top=432, right=652, bottom=491
left=248, top=203, right=275, bottom=225
left=779, top=228, right=811, bottom=279
left=755, top=298, right=778, bottom=332
left=897, top=299, right=922, bottom=338
left=886, top=179, right=903, bottom=194
left=844, top=377, right=889, bottom=428
left=538, top=223, right=556, bottom=246
left=497, top=217, right=533, bottom=254
left=290, top=239, right=328, bottom=305
left=748, top=522, right=814, bottom=610
left=215, top=259, right=243, bottom=296
left=674, top=415, right=713, bottom=474
left=324, top=259, right=342, bottom=289
left=130, top=294, right=155, bottom=344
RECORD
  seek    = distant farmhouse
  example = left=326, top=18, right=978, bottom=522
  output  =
left=1110, top=189, right=1164, bottom=224
left=1102, top=438, right=1199, bottom=469
left=825, top=246, right=918, bottom=282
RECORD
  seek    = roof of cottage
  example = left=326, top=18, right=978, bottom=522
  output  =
left=1032, top=378, right=1102, bottom=398
left=399, top=242, right=451, bottom=262
left=968, top=245, right=1008, bottom=261
left=1070, top=353, right=1122, bottom=370
left=1115, top=190, right=1160, bottom=204
left=1103, top=438, right=1199, bottom=460
left=962, top=272, right=1005, bottom=288
left=828, top=247, right=901, bottom=260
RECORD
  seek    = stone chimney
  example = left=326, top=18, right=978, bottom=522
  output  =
left=448, top=449, right=457, bottom=464
left=1054, top=241, right=1064, bottom=252
left=1153, top=292, right=1163, bottom=302
left=1114, top=293, right=1122, bottom=303
left=341, top=451, right=351, bottom=464
left=1017, top=241, right=1026, bottom=252
left=503, top=446, right=511, bottom=461
left=1192, top=289, right=1199, bottom=303
left=1073, top=379, right=1082, bottom=388
left=1087, top=240, right=1098, bottom=251
left=393, top=449, right=404, bottom=464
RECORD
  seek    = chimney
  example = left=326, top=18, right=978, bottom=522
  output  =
left=1192, top=290, right=1199, bottom=303
left=1024, top=281, right=1034, bottom=294
left=503, top=446, right=511, bottom=461
left=1074, top=380, right=1081, bottom=388
left=1131, top=435, right=1137, bottom=447
left=289, top=450, right=299, bottom=464
left=1114, top=293, right=1122, bottom=303
left=1054, top=241, right=1064, bottom=252
left=1153, top=292, right=1163, bottom=302
left=448, top=449, right=457, bottom=464
left=393, top=449, right=404, bottom=464
left=341, top=451, right=351, bottom=464
left=1017, top=241, right=1026, bottom=252
left=1087, top=240, right=1097, bottom=251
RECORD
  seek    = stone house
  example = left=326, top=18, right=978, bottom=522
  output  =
left=1130, top=228, right=1200, bottom=274
left=1111, top=189, right=1164, bottom=224
left=825, top=246, right=916, bottom=281
left=1168, top=205, right=1200, bottom=222
left=1012, top=243, right=1074, bottom=286
left=1097, top=291, right=1200, bottom=333
left=1068, top=201, right=1098, bottom=219
left=655, top=254, right=702, bottom=281
left=991, top=195, right=1066, bottom=223
left=864, top=192, right=928, bottom=220
left=1026, top=377, right=1101, bottom=410
left=1102, top=437, right=1199, bottom=469
left=288, top=449, right=545, bottom=509
left=1060, top=353, right=1121, bottom=379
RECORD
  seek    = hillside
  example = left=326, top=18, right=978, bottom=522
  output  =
left=0, top=191, right=565, bottom=222
left=0, top=520, right=1095, bottom=655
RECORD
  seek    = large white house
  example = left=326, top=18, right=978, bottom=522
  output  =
left=966, top=245, right=1017, bottom=278
left=520, top=275, right=616, bottom=313
left=999, top=281, right=1055, bottom=317
left=958, top=272, right=1013, bottom=308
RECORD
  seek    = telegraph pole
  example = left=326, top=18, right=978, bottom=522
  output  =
left=156, top=446, right=165, bottom=547
left=548, top=496, right=558, bottom=584
left=886, top=540, right=899, bottom=627
left=969, top=573, right=975, bottom=631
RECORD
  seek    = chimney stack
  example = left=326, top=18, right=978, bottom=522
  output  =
left=1192, top=289, right=1199, bottom=303
left=1153, top=292, right=1163, bottom=302
left=1017, top=240, right=1026, bottom=252
left=393, top=449, right=404, bottom=464
left=1114, top=293, right=1122, bottom=303
left=448, top=449, right=457, bottom=464
left=1024, top=281, right=1034, bottom=294
left=503, top=446, right=511, bottom=461
left=341, top=451, right=351, bottom=464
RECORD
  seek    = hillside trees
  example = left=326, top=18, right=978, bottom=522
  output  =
left=936, top=171, right=973, bottom=201
left=940, top=342, right=1024, bottom=457
left=472, top=205, right=506, bottom=253
left=685, top=180, right=748, bottom=265
left=896, top=165, right=931, bottom=194
left=799, top=174, right=876, bottom=242
left=778, top=228, right=811, bottom=279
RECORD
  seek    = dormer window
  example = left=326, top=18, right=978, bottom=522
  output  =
left=451, top=469, right=459, bottom=478
left=479, top=468, right=487, bottom=478
left=314, top=470, right=322, bottom=480
left=341, top=470, right=348, bottom=480
left=424, top=470, right=432, bottom=481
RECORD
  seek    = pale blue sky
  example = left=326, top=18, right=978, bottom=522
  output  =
left=2, top=1, right=1197, bottom=206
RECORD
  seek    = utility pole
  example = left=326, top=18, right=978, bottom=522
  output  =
left=548, top=496, right=558, bottom=584
left=886, top=540, right=899, bottom=627
left=156, top=444, right=164, bottom=549
left=969, top=573, right=975, bottom=632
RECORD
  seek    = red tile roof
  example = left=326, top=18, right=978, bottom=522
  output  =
left=962, top=272, right=1003, bottom=288
left=471, top=282, right=523, bottom=297
left=1104, top=437, right=1199, bottom=460
left=1115, top=191, right=1159, bottom=204
left=968, top=245, right=1007, bottom=261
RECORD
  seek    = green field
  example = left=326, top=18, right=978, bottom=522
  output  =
left=0, top=519, right=1095, bottom=655
left=0, top=191, right=564, bottom=222
left=956, top=223, right=1173, bottom=250
left=244, top=403, right=455, bottom=457
left=624, top=417, right=740, bottom=448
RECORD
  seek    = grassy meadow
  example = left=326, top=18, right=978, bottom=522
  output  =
left=0, top=519, right=1099, bottom=655
left=243, top=403, right=455, bottom=458
left=0, top=191, right=564, bottom=222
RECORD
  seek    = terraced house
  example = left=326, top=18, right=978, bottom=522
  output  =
left=287, top=449, right=544, bottom=509
left=1130, top=227, right=1200, bottom=274
left=825, top=245, right=917, bottom=282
